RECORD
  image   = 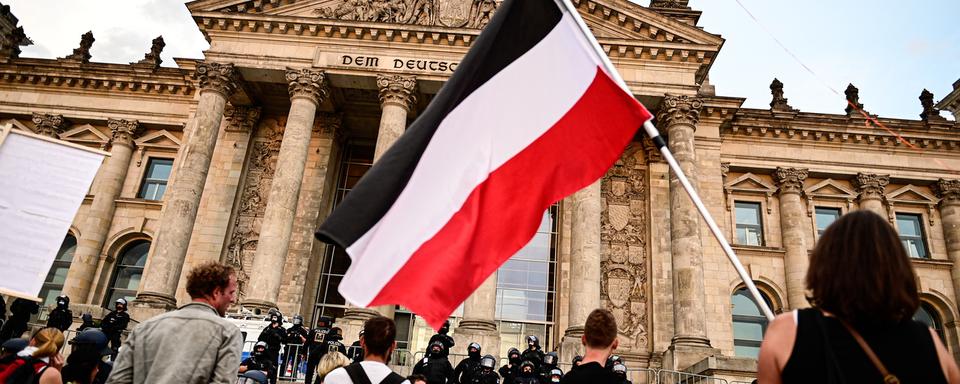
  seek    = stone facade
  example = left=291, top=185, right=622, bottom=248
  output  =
left=1, top=0, right=959, bottom=380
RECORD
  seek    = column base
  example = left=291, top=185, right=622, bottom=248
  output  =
left=130, top=291, right=177, bottom=322
left=663, top=341, right=720, bottom=372
left=453, top=318, right=500, bottom=359
left=342, top=307, right=382, bottom=321
left=338, top=307, right=382, bottom=349
left=240, top=299, right=278, bottom=315
left=559, top=326, right=585, bottom=365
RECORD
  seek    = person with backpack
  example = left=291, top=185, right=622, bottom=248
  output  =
left=322, top=316, right=408, bottom=384
left=0, top=338, right=29, bottom=371
left=0, top=327, right=65, bottom=384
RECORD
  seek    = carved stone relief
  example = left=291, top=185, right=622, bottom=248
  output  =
left=600, top=143, right=650, bottom=351
left=227, top=119, right=285, bottom=298
left=312, top=0, right=499, bottom=29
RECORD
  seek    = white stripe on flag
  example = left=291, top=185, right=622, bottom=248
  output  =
left=340, top=13, right=604, bottom=306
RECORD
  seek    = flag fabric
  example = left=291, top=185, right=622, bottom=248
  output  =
left=315, top=0, right=653, bottom=329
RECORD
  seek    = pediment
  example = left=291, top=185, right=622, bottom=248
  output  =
left=190, top=0, right=722, bottom=48
left=1, top=118, right=32, bottom=132
left=887, top=185, right=938, bottom=205
left=725, top=173, right=776, bottom=194
left=135, top=130, right=181, bottom=151
left=804, top=179, right=856, bottom=199
left=59, top=124, right=109, bottom=147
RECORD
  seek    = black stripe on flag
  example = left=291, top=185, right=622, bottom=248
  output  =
left=316, top=0, right=563, bottom=248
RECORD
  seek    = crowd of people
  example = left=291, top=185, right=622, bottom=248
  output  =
left=2, top=211, right=960, bottom=383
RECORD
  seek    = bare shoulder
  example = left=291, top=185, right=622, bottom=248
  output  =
left=929, top=327, right=960, bottom=384
left=757, top=312, right=798, bottom=384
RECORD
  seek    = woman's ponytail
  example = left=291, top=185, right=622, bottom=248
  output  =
left=31, top=327, right=65, bottom=358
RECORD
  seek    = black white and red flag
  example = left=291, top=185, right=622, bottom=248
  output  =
left=316, top=0, right=653, bottom=328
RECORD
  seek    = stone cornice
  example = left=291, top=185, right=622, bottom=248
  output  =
left=724, top=108, right=960, bottom=151
left=0, top=58, right=195, bottom=97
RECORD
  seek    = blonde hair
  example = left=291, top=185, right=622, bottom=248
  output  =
left=316, top=351, right=351, bottom=381
left=31, top=327, right=65, bottom=358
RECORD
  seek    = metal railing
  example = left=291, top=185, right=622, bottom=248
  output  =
left=626, top=368, right=729, bottom=384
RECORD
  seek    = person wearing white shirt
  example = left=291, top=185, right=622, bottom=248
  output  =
left=323, top=316, right=408, bottom=384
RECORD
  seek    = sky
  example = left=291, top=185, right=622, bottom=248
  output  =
left=5, top=0, right=958, bottom=120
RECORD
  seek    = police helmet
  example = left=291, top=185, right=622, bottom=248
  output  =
left=508, top=347, right=521, bottom=361
left=317, top=316, right=334, bottom=328
left=520, top=360, right=535, bottom=373
left=428, top=340, right=444, bottom=355
left=607, top=354, right=622, bottom=367
left=550, top=368, right=563, bottom=379
left=56, top=295, right=70, bottom=307
left=468, top=342, right=481, bottom=353
left=543, top=352, right=557, bottom=366
left=253, top=341, right=267, bottom=356
left=612, top=362, right=627, bottom=376
left=292, top=315, right=303, bottom=326
left=81, top=313, right=93, bottom=322
left=480, top=354, right=496, bottom=369
left=526, top=335, right=539, bottom=347
left=115, top=298, right=127, bottom=307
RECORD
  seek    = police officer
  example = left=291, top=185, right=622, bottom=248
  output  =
left=0, top=298, right=39, bottom=343
left=100, top=298, right=130, bottom=360
left=520, top=336, right=544, bottom=370
left=241, top=341, right=278, bottom=382
left=428, top=320, right=455, bottom=357
left=611, top=362, right=631, bottom=384
left=537, top=352, right=560, bottom=384
left=546, top=369, right=562, bottom=383
left=258, top=310, right=286, bottom=368
left=346, top=330, right=363, bottom=363
left=46, top=295, right=73, bottom=332
left=308, top=323, right=347, bottom=384
left=605, top=355, right=623, bottom=370
left=513, top=361, right=539, bottom=384
left=413, top=340, right=455, bottom=384
left=304, top=316, right=332, bottom=384
left=498, top=348, right=521, bottom=383
left=281, top=314, right=309, bottom=380
left=77, top=313, right=96, bottom=332
left=472, top=355, right=500, bottom=384
left=454, top=342, right=482, bottom=384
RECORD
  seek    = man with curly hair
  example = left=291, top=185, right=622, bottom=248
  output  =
left=106, top=262, right=243, bottom=384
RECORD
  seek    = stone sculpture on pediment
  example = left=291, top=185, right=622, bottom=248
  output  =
left=600, top=144, right=650, bottom=351
left=313, top=0, right=498, bottom=28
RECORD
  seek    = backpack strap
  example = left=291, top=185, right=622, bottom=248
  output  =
left=378, top=372, right=406, bottom=384
left=344, top=363, right=374, bottom=384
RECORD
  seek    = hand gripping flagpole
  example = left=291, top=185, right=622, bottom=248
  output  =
left=555, top=0, right=776, bottom=321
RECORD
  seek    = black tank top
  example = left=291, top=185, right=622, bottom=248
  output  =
left=782, top=308, right=946, bottom=384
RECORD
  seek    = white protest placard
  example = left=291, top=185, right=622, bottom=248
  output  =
left=0, top=126, right=106, bottom=300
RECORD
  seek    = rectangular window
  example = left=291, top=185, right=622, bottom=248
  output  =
left=138, top=158, right=173, bottom=200
left=814, top=207, right=842, bottom=236
left=735, top=201, right=764, bottom=246
left=896, top=213, right=928, bottom=258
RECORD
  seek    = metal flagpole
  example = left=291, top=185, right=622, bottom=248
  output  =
left=554, top=0, right=776, bottom=321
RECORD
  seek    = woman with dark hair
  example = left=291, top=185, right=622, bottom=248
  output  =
left=758, top=210, right=960, bottom=383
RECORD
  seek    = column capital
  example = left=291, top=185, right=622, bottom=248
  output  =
left=935, top=179, right=960, bottom=207
left=773, top=167, right=808, bottom=195
left=377, top=74, right=418, bottom=111
left=107, top=118, right=142, bottom=147
left=196, top=62, right=240, bottom=97
left=657, top=94, right=703, bottom=128
left=31, top=112, right=67, bottom=138
left=224, top=104, right=262, bottom=133
left=853, top=173, right=889, bottom=201
left=286, top=68, right=328, bottom=105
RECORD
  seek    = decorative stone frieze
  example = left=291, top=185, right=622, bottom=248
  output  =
left=376, top=74, right=418, bottom=111
left=107, top=118, right=142, bottom=147
left=63, top=31, right=94, bottom=63
left=649, top=0, right=688, bottom=8
left=286, top=68, right=327, bottom=104
left=853, top=173, right=889, bottom=201
left=773, top=167, right=808, bottom=195
left=31, top=112, right=66, bottom=138
left=310, top=0, right=499, bottom=29
left=935, top=179, right=960, bottom=207
left=657, top=95, right=702, bottom=128
left=224, top=104, right=262, bottom=133
left=196, top=62, right=240, bottom=97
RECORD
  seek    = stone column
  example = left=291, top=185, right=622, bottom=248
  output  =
left=343, top=74, right=417, bottom=322
left=853, top=173, right=889, bottom=217
left=133, top=62, right=238, bottom=314
left=63, top=119, right=142, bottom=303
left=243, top=68, right=328, bottom=311
left=659, top=95, right=711, bottom=352
left=560, top=180, right=603, bottom=361
left=453, top=272, right=501, bottom=358
left=935, top=179, right=960, bottom=317
left=31, top=113, right=67, bottom=138
left=773, top=167, right=810, bottom=309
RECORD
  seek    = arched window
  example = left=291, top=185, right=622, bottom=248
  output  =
left=104, top=240, right=150, bottom=307
left=732, top=287, right=771, bottom=359
left=914, top=302, right=945, bottom=342
left=39, top=235, right=77, bottom=306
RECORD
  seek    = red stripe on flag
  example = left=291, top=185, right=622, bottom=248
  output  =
left=369, top=67, right=652, bottom=328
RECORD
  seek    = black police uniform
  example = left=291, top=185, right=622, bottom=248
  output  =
left=498, top=348, right=521, bottom=384
left=347, top=339, right=363, bottom=363
left=306, top=327, right=346, bottom=384
left=453, top=344, right=482, bottom=384
left=78, top=314, right=96, bottom=332
left=280, top=320, right=309, bottom=379
left=100, top=306, right=129, bottom=359
left=513, top=362, right=540, bottom=384
left=412, top=347, right=455, bottom=384
left=258, top=323, right=286, bottom=366
left=0, top=298, right=39, bottom=343
left=537, top=353, right=560, bottom=384
left=428, top=321, right=456, bottom=358
left=46, top=296, right=73, bottom=332
left=520, top=337, right=544, bottom=371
